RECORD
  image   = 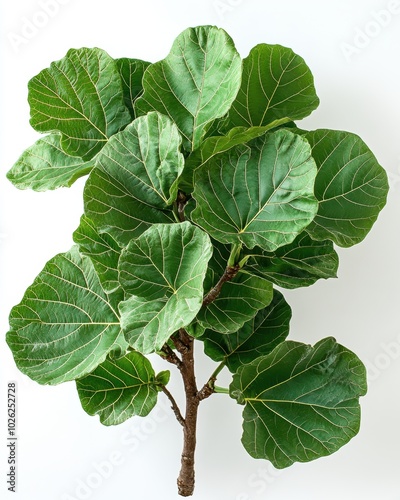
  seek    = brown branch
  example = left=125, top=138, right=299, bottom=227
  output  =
left=176, top=329, right=199, bottom=497
left=202, top=264, right=241, bottom=307
left=161, top=344, right=183, bottom=369
left=162, top=386, right=185, bottom=427
left=177, top=191, right=188, bottom=223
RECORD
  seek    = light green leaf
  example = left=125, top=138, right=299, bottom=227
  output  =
left=300, top=129, right=389, bottom=247
left=115, top=58, right=151, bottom=119
left=197, top=271, right=273, bottom=334
left=192, top=129, right=318, bottom=252
left=28, top=48, right=132, bottom=160
left=181, top=119, right=290, bottom=190
left=246, top=232, right=339, bottom=289
left=84, top=111, right=184, bottom=245
left=135, top=26, right=242, bottom=152
left=76, top=351, right=159, bottom=425
left=73, top=215, right=121, bottom=293
left=230, top=337, right=367, bottom=468
left=6, top=134, right=93, bottom=191
left=118, top=222, right=212, bottom=353
left=221, top=44, right=319, bottom=131
left=202, top=289, right=291, bottom=371
left=6, top=246, right=123, bottom=385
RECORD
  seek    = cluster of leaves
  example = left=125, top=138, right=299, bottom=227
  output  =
left=6, top=24, right=388, bottom=480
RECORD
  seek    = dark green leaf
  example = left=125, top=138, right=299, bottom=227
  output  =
left=115, top=58, right=151, bottom=118
left=246, top=232, right=339, bottom=289
left=6, top=246, right=123, bottom=385
left=230, top=337, right=367, bottom=468
left=84, top=111, right=184, bottom=245
left=73, top=215, right=121, bottom=293
left=135, top=26, right=241, bottom=151
left=7, top=134, right=93, bottom=191
left=118, top=222, right=212, bottom=353
left=197, top=272, right=273, bottom=334
left=76, top=351, right=158, bottom=425
left=28, top=48, right=131, bottom=160
left=202, top=289, right=291, bottom=371
left=192, top=129, right=318, bottom=251
left=221, top=44, right=319, bottom=131
left=302, top=129, right=389, bottom=247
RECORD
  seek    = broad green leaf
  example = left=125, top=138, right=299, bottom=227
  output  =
left=118, top=222, right=212, bottom=353
left=192, top=129, right=318, bottom=252
left=230, top=337, right=367, bottom=468
left=301, top=129, right=389, bottom=247
left=221, top=44, right=319, bottom=131
left=181, top=119, right=290, bottom=190
left=202, top=289, right=291, bottom=371
left=76, top=351, right=159, bottom=425
left=197, top=272, right=273, bottom=334
left=73, top=215, right=121, bottom=293
left=134, top=26, right=242, bottom=152
left=28, top=48, right=132, bottom=161
left=6, top=246, right=123, bottom=385
left=115, top=58, right=151, bottom=119
left=6, top=134, right=93, bottom=191
left=84, top=111, right=184, bottom=245
left=246, top=232, right=339, bottom=289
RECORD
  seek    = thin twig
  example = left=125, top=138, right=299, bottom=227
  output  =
left=162, top=386, right=185, bottom=427
left=161, top=344, right=183, bottom=369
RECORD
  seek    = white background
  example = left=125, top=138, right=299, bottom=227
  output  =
left=1, top=1, right=400, bottom=499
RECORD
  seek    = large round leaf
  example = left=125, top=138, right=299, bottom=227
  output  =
left=230, top=337, right=367, bottom=468
left=6, top=134, right=93, bottom=191
left=115, top=58, right=151, bottom=119
left=246, top=232, right=339, bottom=289
left=302, top=129, right=389, bottom=247
left=202, top=289, right=291, bottom=372
left=118, top=222, right=212, bottom=353
left=221, top=44, right=319, bottom=131
left=192, top=129, right=318, bottom=252
left=84, top=111, right=184, bottom=245
left=135, top=26, right=241, bottom=152
left=6, top=246, right=123, bottom=385
left=28, top=48, right=131, bottom=160
left=76, top=351, right=159, bottom=426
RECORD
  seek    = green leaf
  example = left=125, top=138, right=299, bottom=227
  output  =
left=73, top=215, right=121, bottom=293
left=28, top=48, right=132, bottom=161
left=246, top=232, right=339, bottom=289
left=118, top=222, right=212, bottom=354
left=181, top=119, right=290, bottom=190
left=202, top=289, right=291, bottom=372
left=76, top=351, right=158, bottom=425
left=6, top=134, right=93, bottom=191
left=221, top=44, right=319, bottom=131
left=115, top=58, right=151, bottom=119
left=6, top=246, right=123, bottom=385
left=197, top=272, right=273, bottom=334
left=230, top=337, right=367, bottom=468
left=134, top=26, right=242, bottom=152
left=84, top=111, right=184, bottom=245
left=301, top=129, right=389, bottom=247
left=192, top=129, right=318, bottom=252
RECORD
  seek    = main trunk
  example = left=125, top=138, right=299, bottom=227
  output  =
left=177, top=396, right=199, bottom=496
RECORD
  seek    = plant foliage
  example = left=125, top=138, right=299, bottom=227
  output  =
left=6, top=25, right=388, bottom=497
